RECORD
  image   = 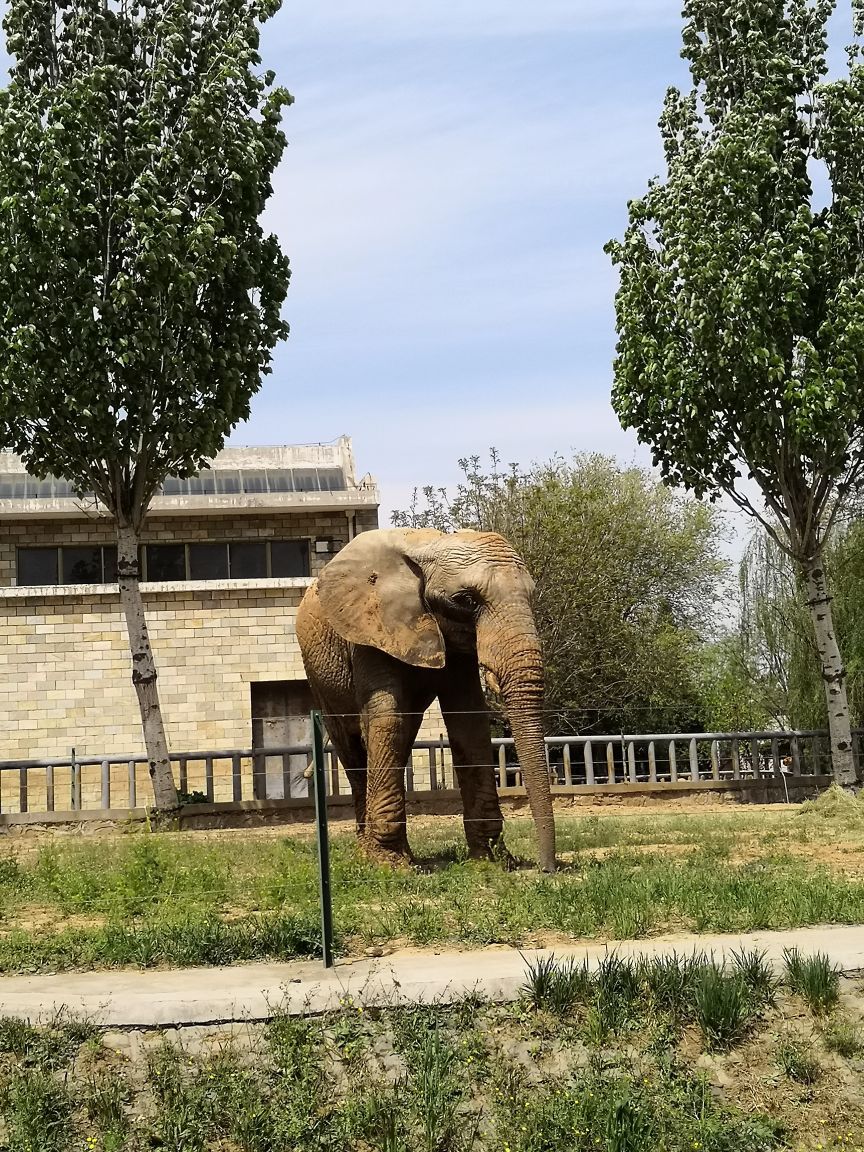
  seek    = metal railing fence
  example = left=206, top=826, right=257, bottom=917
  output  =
left=0, top=727, right=845, bottom=817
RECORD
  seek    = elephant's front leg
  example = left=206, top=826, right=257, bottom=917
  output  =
left=438, top=656, right=510, bottom=865
left=360, top=683, right=425, bottom=866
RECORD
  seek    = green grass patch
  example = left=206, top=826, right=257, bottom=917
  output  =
left=2, top=809, right=864, bottom=971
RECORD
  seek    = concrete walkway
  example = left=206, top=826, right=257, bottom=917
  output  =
left=2, top=924, right=864, bottom=1029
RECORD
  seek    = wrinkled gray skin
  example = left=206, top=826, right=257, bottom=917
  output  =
left=296, top=528, right=556, bottom=871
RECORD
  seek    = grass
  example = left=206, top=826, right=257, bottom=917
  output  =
left=776, top=1037, right=823, bottom=1085
left=2, top=805, right=864, bottom=971
left=783, top=947, right=841, bottom=1014
left=4, top=946, right=864, bottom=1152
left=0, top=1000, right=788, bottom=1152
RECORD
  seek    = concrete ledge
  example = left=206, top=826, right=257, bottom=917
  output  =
left=0, top=777, right=832, bottom=830
left=0, top=577, right=314, bottom=600
left=2, top=924, right=864, bottom=1029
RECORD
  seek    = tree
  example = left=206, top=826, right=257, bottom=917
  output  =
left=0, top=0, right=291, bottom=806
left=393, top=452, right=728, bottom=735
left=734, top=518, right=864, bottom=733
left=607, top=0, right=864, bottom=785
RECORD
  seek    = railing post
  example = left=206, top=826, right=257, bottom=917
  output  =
left=128, top=761, right=137, bottom=808
left=46, top=764, right=55, bottom=813
left=71, top=748, right=81, bottom=811
left=791, top=734, right=802, bottom=776
left=101, top=760, right=111, bottom=809
left=584, top=741, right=595, bottom=786
left=204, top=757, right=214, bottom=803
left=606, top=742, right=616, bottom=785
left=710, top=740, right=719, bottom=781
left=731, top=738, right=741, bottom=780
left=498, top=744, right=507, bottom=789
left=563, top=743, right=572, bottom=786
left=406, top=750, right=415, bottom=794
left=232, top=754, right=243, bottom=803
left=627, top=741, right=637, bottom=783
left=312, top=711, right=334, bottom=969
left=18, top=767, right=27, bottom=814
left=689, top=738, right=699, bottom=782
left=648, top=741, right=657, bottom=783
left=750, top=737, right=761, bottom=780
left=669, top=741, right=678, bottom=783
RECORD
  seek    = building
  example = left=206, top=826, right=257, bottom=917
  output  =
left=0, top=438, right=380, bottom=808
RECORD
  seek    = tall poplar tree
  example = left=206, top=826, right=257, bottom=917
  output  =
left=608, top=0, right=864, bottom=785
left=0, top=0, right=291, bottom=806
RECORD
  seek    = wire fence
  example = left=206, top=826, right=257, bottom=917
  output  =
left=0, top=717, right=843, bottom=818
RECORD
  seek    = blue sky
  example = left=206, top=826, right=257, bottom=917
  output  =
left=235, top=1, right=695, bottom=521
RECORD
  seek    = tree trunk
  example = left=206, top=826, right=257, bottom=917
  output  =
left=802, top=552, right=857, bottom=787
left=116, top=523, right=178, bottom=809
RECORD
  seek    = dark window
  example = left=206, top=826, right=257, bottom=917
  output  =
left=271, top=539, right=310, bottom=578
left=62, top=546, right=102, bottom=584
left=230, top=541, right=267, bottom=579
left=241, top=471, right=267, bottom=493
left=216, top=471, right=241, bottom=494
left=146, top=544, right=186, bottom=581
left=103, top=546, right=118, bottom=583
left=266, top=470, right=294, bottom=493
left=292, top=469, right=319, bottom=492
left=189, top=543, right=228, bottom=580
left=318, top=468, right=346, bottom=491
left=17, top=547, right=59, bottom=585
left=161, top=476, right=184, bottom=496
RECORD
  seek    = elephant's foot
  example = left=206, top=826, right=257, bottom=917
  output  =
left=358, top=832, right=415, bottom=870
left=466, top=836, right=516, bottom=870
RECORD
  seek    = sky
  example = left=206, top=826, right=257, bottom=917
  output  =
left=233, top=0, right=692, bottom=523
left=1, top=2, right=856, bottom=532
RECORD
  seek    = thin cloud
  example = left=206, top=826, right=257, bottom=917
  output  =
left=279, top=1, right=679, bottom=42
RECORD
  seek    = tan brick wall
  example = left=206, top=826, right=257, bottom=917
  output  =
left=0, top=583, right=312, bottom=811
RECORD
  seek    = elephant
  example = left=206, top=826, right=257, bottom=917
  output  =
left=295, top=527, right=556, bottom=871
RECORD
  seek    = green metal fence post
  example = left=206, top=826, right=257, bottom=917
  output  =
left=311, top=711, right=334, bottom=968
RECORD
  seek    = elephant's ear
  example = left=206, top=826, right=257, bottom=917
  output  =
left=316, top=530, right=446, bottom=668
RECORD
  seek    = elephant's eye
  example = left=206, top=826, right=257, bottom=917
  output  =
left=451, top=590, right=479, bottom=610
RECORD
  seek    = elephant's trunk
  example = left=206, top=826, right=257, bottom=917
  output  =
left=477, top=611, right=557, bottom=872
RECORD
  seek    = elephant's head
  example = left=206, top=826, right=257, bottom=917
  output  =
left=317, top=528, right=556, bottom=871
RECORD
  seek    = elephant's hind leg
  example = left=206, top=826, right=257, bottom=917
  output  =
left=438, top=656, right=508, bottom=864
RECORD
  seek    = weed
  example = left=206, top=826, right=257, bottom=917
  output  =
left=520, top=953, right=591, bottom=1014
left=0, top=1012, right=98, bottom=1068
left=695, top=964, right=753, bottom=1051
left=731, top=946, right=780, bottom=1009
left=776, top=1037, right=822, bottom=1084
left=0, top=1068, right=74, bottom=1152
left=823, top=1014, right=862, bottom=1057
left=783, top=948, right=841, bottom=1014
left=84, top=1070, right=131, bottom=1150
left=593, top=953, right=641, bottom=1037
left=641, top=952, right=704, bottom=1022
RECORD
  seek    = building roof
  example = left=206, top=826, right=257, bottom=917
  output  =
left=0, top=437, right=379, bottom=519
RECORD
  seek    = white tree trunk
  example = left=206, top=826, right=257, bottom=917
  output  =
left=803, top=554, right=857, bottom=787
left=116, top=523, right=178, bottom=809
